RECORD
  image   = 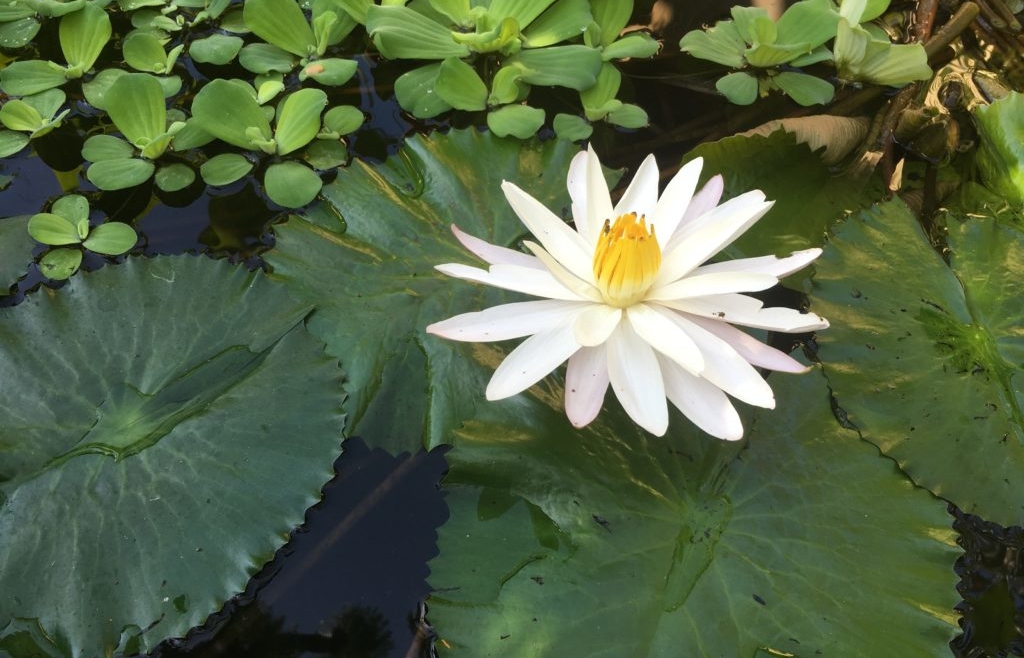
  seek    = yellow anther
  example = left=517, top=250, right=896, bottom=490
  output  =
left=592, top=213, right=660, bottom=307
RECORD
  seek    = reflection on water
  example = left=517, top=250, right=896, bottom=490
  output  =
left=139, top=439, right=449, bottom=658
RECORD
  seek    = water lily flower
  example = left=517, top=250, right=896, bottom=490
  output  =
left=426, top=147, right=828, bottom=440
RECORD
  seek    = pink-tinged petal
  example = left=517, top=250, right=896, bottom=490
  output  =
left=659, top=355, right=744, bottom=440
left=663, top=293, right=830, bottom=332
left=654, top=192, right=774, bottom=287
left=426, top=299, right=587, bottom=342
left=585, top=144, right=614, bottom=246
left=567, top=150, right=592, bottom=243
left=523, top=241, right=603, bottom=302
left=607, top=323, right=669, bottom=436
left=613, top=153, right=660, bottom=220
left=501, top=182, right=594, bottom=282
left=572, top=304, right=622, bottom=346
left=565, top=345, right=610, bottom=428
left=693, top=248, right=822, bottom=278
left=666, top=174, right=724, bottom=249
left=626, top=303, right=704, bottom=375
left=485, top=323, right=580, bottom=400
left=449, top=224, right=542, bottom=268
left=684, top=313, right=810, bottom=373
left=649, top=157, right=703, bottom=242
left=648, top=271, right=779, bottom=301
left=435, top=263, right=586, bottom=301
left=653, top=307, right=775, bottom=408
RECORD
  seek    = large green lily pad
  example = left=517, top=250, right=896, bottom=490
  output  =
left=427, top=368, right=957, bottom=657
left=0, top=256, right=344, bottom=657
left=812, top=191, right=1024, bottom=525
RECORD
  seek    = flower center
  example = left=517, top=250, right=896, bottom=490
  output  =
left=592, top=213, right=661, bottom=308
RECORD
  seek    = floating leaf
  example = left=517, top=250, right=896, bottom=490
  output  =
left=58, top=2, right=111, bottom=73
left=27, top=212, right=82, bottom=246
left=188, top=33, right=244, bottom=64
left=507, top=45, right=602, bottom=89
left=0, top=60, right=68, bottom=96
left=974, top=91, right=1024, bottom=204
left=0, top=256, right=344, bottom=656
left=86, top=158, right=156, bottom=190
left=0, top=216, right=34, bottom=289
left=243, top=0, right=316, bottom=57
left=321, top=105, right=364, bottom=137
left=298, top=57, right=358, bottom=85
left=274, top=88, right=328, bottom=156
left=0, top=131, right=30, bottom=157
left=716, top=71, right=758, bottom=105
left=238, top=42, right=298, bottom=74
left=365, top=4, right=469, bottom=59
left=0, top=16, right=41, bottom=48
left=811, top=191, right=1024, bottom=526
left=428, top=367, right=957, bottom=656
left=486, top=104, right=545, bottom=138
left=521, top=0, right=592, bottom=48
left=106, top=73, right=168, bottom=150
left=434, top=56, right=487, bottom=111
left=394, top=63, right=452, bottom=119
left=82, top=68, right=181, bottom=111
left=552, top=113, right=592, bottom=141
left=154, top=162, right=195, bottom=192
left=264, top=161, right=322, bottom=207
left=82, top=134, right=136, bottom=162
left=191, top=78, right=274, bottom=151
left=200, top=153, right=254, bottom=186
left=82, top=221, right=138, bottom=254
left=38, top=246, right=82, bottom=279
left=122, top=30, right=173, bottom=72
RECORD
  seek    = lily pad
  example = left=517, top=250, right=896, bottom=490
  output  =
left=0, top=215, right=35, bottom=290
left=428, top=368, right=957, bottom=656
left=0, top=255, right=344, bottom=656
left=267, top=129, right=579, bottom=454
left=811, top=191, right=1024, bottom=525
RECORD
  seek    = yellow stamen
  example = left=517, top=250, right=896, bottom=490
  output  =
left=592, top=213, right=661, bottom=307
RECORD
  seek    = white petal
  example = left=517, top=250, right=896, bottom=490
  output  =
left=649, top=157, right=702, bottom=241
left=450, top=224, right=541, bottom=268
left=486, top=323, right=580, bottom=400
left=565, top=345, right=610, bottom=428
left=653, top=307, right=776, bottom=408
left=694, top=248, right=822, bottom=278
left=567, top=150, right=593, bottom=243
left=663, top=293, right=830, bottom=332
left=585, top=145, right=614, bottom=247
left=572, top=304, right=622, bottom=347
left=667, top=174, right=724, bottom=249
left=655, top=192, right=774, bottom=287
left=648, top=271, right=779, bottom=301
left=436, top=263, right=586, bottom=301
left=523, top=240, right=603, bottom=302
left=685, top=314, right=810, bottom=373
left=660, top=355, right=744, bottom=440
left=501, top=182, right=595, bottom=283
left=613, top=153, right=660, bottom=220
left=626, top=303, right=704, bottom=375
left=426, top=299, right=587, bottom=342
left=607, top=324, right=669, bottom=436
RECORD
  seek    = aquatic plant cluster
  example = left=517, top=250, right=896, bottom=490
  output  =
left=3, top=0, right=1024, bottom=656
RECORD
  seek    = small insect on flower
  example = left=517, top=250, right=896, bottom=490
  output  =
left=426, top=146, right=828, bottom=440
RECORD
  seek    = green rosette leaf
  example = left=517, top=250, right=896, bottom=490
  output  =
left=200, top=153, right=254, bottom=186
left=86, top=158, right=156, bottom=190
left=106, top=73, right=167, bottom=151
left=434, top=56, right=488, bottom=111
left=58, top=2, right=112, bottom=74
left=0, top=256, right=344, bottom=656
left=81, top=221, right=138, bottom=254
left=264, top=161, right=322, bottom=208
left=486, top=104, right=545, bottom=138
left=191, top=78, right=274, bottom=152
left=507, top=45, right=601, bottom=90
left=243, top=0, right=316, bottom=57
left=38, top=246, right=83, bottom=280
left=28, top=212, right=82, bottom=246
left=0, top=60, right=69, bottom=96
left=394, top=63, right=453, bottom=119
left=187, top=33, right=244, bottom=64
left=274, top=88, right=328, bottom=156
left=365, top=4, right=469, bottom=59
left=153, top=162, right=195, bottom=192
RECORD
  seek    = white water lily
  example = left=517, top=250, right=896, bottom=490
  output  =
left=426, top=146, right=828, bottom=440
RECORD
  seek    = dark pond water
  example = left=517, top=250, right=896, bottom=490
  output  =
left=2, top=1, right=1023, bottom=656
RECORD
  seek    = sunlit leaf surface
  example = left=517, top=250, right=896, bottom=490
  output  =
left=812, top=191, right=1024, bottom=525
left=0, top=256, right=344, bottom=657
left=0, top=215, right=34, bottom=289
left=428, top=369, right=957, bottom=657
